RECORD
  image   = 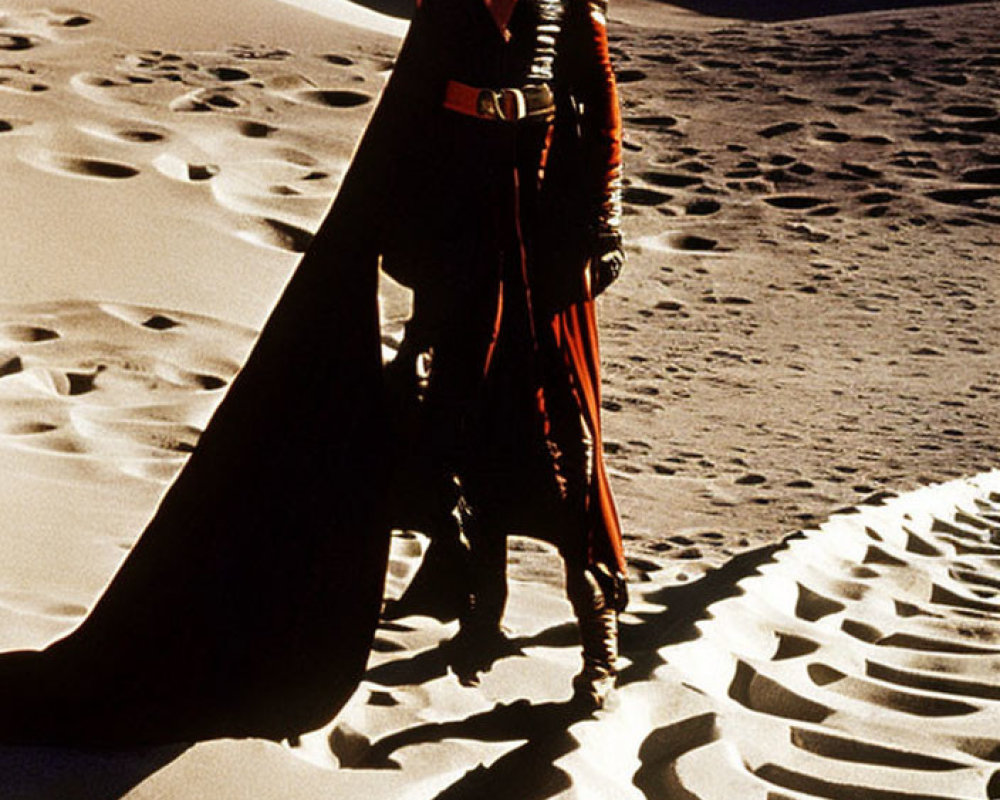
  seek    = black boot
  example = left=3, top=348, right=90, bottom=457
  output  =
left=446, top=512, right=512, bottom=686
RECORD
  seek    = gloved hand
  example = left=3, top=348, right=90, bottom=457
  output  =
left=590, top=227, right=625, bottom=297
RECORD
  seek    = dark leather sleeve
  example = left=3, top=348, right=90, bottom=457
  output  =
left=563, top=0, right=623, bottom=231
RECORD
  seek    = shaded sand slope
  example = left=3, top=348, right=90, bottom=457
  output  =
left=276, top=0, right=409, bottom=36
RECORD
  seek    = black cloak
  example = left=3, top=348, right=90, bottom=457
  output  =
left=0, top=20, right=423, bottom=749
left=0, top=0, right=625, bottom=745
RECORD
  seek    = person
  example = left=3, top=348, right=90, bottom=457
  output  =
left=380, top=0, right=629, bottom=710
left=0, top=0, right=626, bottom=745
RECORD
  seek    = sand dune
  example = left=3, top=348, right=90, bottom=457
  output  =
left=276, top=0, right=408, bottom=36
left=290, top=471, right=1000, bottom=799
left=0, top=0, right=998, bottom=796
left=601, top=0, right=1000, bottom=576
left=0, top=1, right=395, bottom=323
left=645, top=0, right=981, bottom=21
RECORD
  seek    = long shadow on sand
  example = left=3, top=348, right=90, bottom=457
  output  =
left=366, top=491, right=901, bottom=799
left=618, top=536, right=792, bottom=686
left=339, top=699, right=588, bottom=799
left=360, top=531, right=808, bottom=800
left=0, top=743, right=189, bottom=800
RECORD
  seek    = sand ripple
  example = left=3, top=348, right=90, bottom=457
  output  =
left=1, top=6, right=389, bottom=261
left=0, top=300, right=254, bottom=480
left=641, top=471, right=1000, bottom=799
left=286, top=473, right=1000, bottom=799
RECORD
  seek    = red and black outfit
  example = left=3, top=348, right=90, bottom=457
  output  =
left=0, top=0, right=627, bottom=744
left=380, top=0, right=628, bottom=695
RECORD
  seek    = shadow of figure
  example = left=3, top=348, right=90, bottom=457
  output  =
left=365, top=620, right=580, bottom=689
left=620, top=495, right=898, bottom=689
left=618, top=538, right=794, bottom=689
left=367, top=533, right=795, bottom=695
left=0, top=743, right=189, bottom=800
left=638, top=0, right=977, bottom=22
left=336, top=699, right=592, bottom=800
left=354, top=538, right=795, bottom=800
left=625, top=496, right=901, bottom=797
left=364, top=495, right=908, bottom=797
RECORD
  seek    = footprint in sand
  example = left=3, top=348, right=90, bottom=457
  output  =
left=206, top=66, right=251, bottom=82
left=0, top=65, right=50, bottom=94
left=78, top=122, right=169, bottom=144
left=640, top=170, right=703, bottom=189
left=152, top=153, right=219, bottom=182
left=927, top=187, right=1000, bottom=207
left=0, top=34, right=37, bottom=52
left=235, top=216, right=314, bottom=253
left=814, top=129, right=851, bottom=143
left=68, top=71, right=148, bottom=106
left=237, top=120, right=279, bottom=138
left=763, top=194, right=829, bottom=210
left=625, top=114, right=680, bottom=132
left=170, top=88, right=245, bottom=112
left=757, top=121, right=803, bottom=139
left=9, top=7, right=95, bottom=32
left=0, top=325, right=60, bottom=343
left=622, top=186, right=671, bottom=207
left=289, top=88, right=373, bottom=108
left=0, top=357, right=23, bottom=378
left=24, top=150, right=140, bottom=180
left=614, top=68, right=646, bottom=84
left=686, top=198, right=721, bottom=216
left=0, top=302, right=254, bottom=476
left=962, top=167, right=1000, bottom=185
left=319, top=54, right=355, bottom=67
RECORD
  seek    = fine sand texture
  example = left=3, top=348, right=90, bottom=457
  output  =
left=0, top=0, right=999, bottom=797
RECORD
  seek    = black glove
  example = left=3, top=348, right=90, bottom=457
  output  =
left=590, top=227, right=625, bottom=297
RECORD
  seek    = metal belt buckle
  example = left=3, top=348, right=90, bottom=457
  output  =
left=522, top=84, right=555, bottom=118
left=476, top=88, right=526, bottom=121
left=475, top=89, right=497, bottom=119
left=501, top=88, right=527, bottom=121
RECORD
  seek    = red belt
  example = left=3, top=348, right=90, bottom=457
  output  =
left=443, top=80, right=555, bottom=122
